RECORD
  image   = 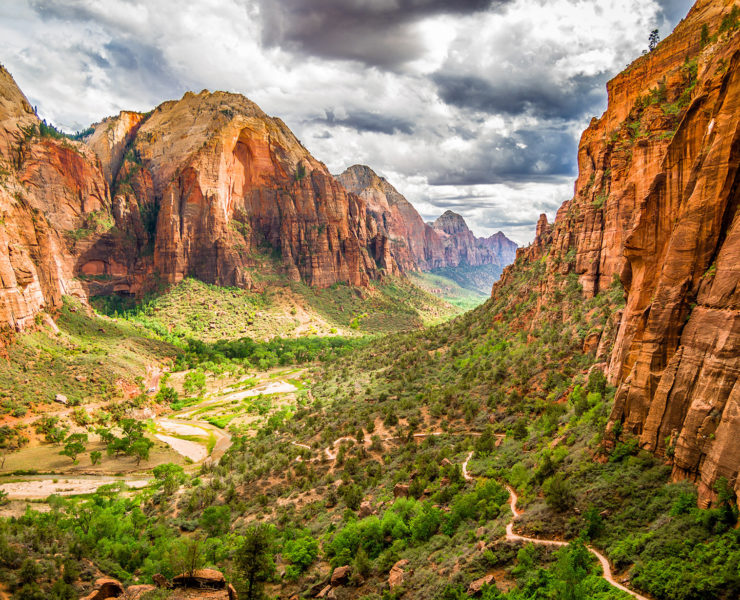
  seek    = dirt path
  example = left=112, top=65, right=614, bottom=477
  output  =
left=463, top=453, right=649, bottom=600
left=462, top=450, right=474, bottom=481
left=503, top=485, right=649, bottom=598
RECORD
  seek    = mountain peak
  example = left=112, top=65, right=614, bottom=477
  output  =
left=433, top=210, right=470, bottom=236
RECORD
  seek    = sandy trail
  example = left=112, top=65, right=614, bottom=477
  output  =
left=293, top=431, right=483, bottom=463
left=504, top=485, right=649, bottom=598
left=462, top=452, right=650, bottom=600
left=0, top=477, right=149, bottom=499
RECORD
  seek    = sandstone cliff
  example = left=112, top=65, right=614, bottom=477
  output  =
left=0, top=65, right=107, bottom=330
left=337, top=165, right=517, bottom=272
left=0, top=73, right=409, bottom=324
left=497, top=0, right=740, bottom=505
left=86, top=92, right=398, bottom=294
left=431, top=210, right=516, bottom=268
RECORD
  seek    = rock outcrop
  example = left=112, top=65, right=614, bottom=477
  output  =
left=0, top=65, right=104, bottom=330
left=431, top=210, right=516, bottom=269
left=337, top=165, right=517, bottom=272
left=497, top=0, right=740, bottom=505
left=0, top=69, right=411, bottom=328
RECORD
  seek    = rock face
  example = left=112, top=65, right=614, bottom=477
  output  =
left=337, top=165, right=517, bottom=272
left=91, top=92, right=396, bottom=294
left=431, top=210, right=516, bottom=269
left=497, top=0, right=740, bottom=506
left=0, top=65, right=102, bottom=330
left=173, top=568, right=226, bottom=589
left=0, top=69, right=409, bottom=327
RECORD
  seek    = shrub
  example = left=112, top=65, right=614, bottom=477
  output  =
left=283, top=533, right=319, bottom=577
left=410, top=503, right=441, bottom=542
left=543, top=473, right=575, bottom=512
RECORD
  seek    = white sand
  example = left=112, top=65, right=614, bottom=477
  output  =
left=154, top=434, right=208, bottom=462
left=224, top=381, right=297, bottom=401
left=157, top=420, right=209, bottom=436
left=0, top=478, right=149, bottom=499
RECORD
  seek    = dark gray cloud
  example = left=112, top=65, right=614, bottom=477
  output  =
left=318, top=109, right=414, bottom=135
left=433, top=72, right=605, bottom=120
left=426, top=128, right=577, bottom=186
left=258, top=0, right=507, bottom=67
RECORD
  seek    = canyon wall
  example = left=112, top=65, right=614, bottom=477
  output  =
left=498, top=0, right=740, bottom=505
left=0, top=65, right=107, bottom=329
left=0, top=72, right=410, bottom=328
left=338, top=165, right=517, bottom=272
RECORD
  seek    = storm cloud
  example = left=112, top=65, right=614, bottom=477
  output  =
left=258, top=0, right=504, bottom=67
left=0, top=0, right=694, bottom=243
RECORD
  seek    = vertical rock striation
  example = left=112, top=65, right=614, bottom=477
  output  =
left=497, top=0, right=740, bottom=505
left=337, top=165, right=517, bottom=272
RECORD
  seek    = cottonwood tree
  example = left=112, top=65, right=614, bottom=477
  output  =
left=235, top=523, right=275, bottom=600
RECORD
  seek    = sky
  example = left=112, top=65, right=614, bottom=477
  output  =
left=0, top=0, right=694, bottom=244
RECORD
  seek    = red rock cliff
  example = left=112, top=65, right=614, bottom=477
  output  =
left=86, top=92, right=396, bottom=293
left=496, top=0, right=740, bottom=505
left=338, top=165, right=517, bottom=271
left=0, top=65, right=109, bottom=329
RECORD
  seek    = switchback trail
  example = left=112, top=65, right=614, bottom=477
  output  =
left=462, top=451, right=650, bottom=600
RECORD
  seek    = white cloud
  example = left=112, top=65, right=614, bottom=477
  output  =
left=0, top=0, right=691, bottom=243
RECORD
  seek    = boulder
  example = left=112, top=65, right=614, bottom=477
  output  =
left=468, top=574, right=495, bottom=595
left=54, top=393, right=68, bottom=405
left=173, top=568, right=226, bottom=589
left=228, top=583, right=238, bottom=600
left=388, top=559, right=410, bottom=589
left=316, top=584, right=332, bottom=598
left=330, top=565, right=351, bottom=586
left=358, top=501, right=374, bottom=517
left=152, top=574, right=170, bottom=588
left=393, top=483, right=409, bottom=498
left=80, top=578, right=124, bottom=600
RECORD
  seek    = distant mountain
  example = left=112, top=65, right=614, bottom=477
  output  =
left=337, top=166, right=517, bottom=277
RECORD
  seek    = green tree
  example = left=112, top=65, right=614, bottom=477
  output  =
left=648, top=29, right=660, bottom=51
left=511, top=419, right=528, bottom=440
left=582, top=505, right=603, bottom=539
left=184, top=370, right=207, bottom=396
left=283, top=533, right=319, bottom=577
left=156, top=385, right=179, bottom=404
left=153, top=463, right=186, bottom=494
left=410, top=503, right=441, bottom=542
left=60, top=433, right=88, bottom=463
left=235, top=523, right=275, bottom=600
left=553, top=539, right=591, bottom=600
left=90, top=450, right=102, bottom=465
left=353, top=546, right=372, bottom=579
left=200, top=505, right=231, bottom=537
left=340, top=483, right=363, bottom=511
left=130, top=437, right=154, bottom=465
left=700, top=23, right=710, bottom=46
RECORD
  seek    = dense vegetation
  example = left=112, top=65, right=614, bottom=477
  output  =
left=1, top=247, right=738, bottom=600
